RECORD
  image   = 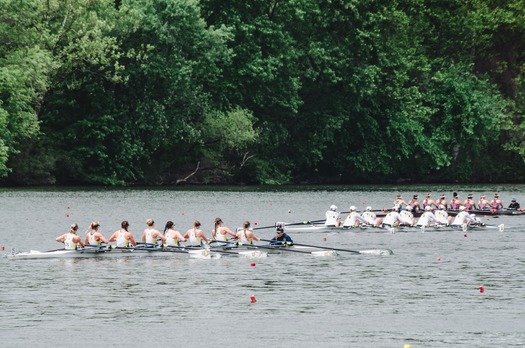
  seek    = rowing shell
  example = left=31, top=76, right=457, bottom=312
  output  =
left=5, top=246, right=220, bottom=260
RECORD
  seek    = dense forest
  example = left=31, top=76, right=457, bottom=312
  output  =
left=1, top=0, right=524, bottom=185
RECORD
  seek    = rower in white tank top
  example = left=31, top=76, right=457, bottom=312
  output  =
left=116, top=231, right=130, bottom=247
left=163, top=221, right=186, bottom=247
left=64, top=233, right=77, bottom=250
left=56, top=223, right=85, bottom=250
left=236, top=221, right=259, bottom=244
left=88, top=232, right=99, bottom=245
left=144, top=228, right=157, bottom=244
left=183, top=220, right=209, bottom=248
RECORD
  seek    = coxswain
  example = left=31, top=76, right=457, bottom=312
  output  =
left=270, top=224, right=293, bottom=245
left=416, top=206, right=438, bottom=227
left=56, top=223, right=85, bottom=250
left=324, top=205, right=340, bottom=227
left=142, top=218, right=166, bottom=246
left=183, top=220, right=210, bottom=247
left=109, top=221, right=137, bottom=247
left=211, top=217, right=237, bottom=243
left=478, top=194, right=490, bottom=210
left=84, top=221, right=108, bottom=246
left=236, top=221, right=259, bottom=244
left=507, top=198, right=522, bottom=211
left=342, top=206, right=367, bottom=228
left=163, top=221, right=186, bottom=247
left=464, top=194, right=477, bottom=212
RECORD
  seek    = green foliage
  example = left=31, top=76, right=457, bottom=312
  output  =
left=0, top=0, right=524, bottom=185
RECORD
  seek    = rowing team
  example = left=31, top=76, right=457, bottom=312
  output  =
left=55, top=218, right=294, bottom=251
left=325, top=205, right=483, bottom=229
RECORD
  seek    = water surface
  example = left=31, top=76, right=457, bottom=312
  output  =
left=1, top=185, right=524, bottom=347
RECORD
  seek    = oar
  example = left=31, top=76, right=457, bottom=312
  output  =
left=260, top=239, right=361, bottom=254
left=242, top=243, right=335, bottom=256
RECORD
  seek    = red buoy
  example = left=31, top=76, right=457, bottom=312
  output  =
left=250, top=295, right=257, bottom=303
left=480, top=286, right=485, bottom=293
left=436, top=257, right=441, bottom=261
left=250, top=263, right=255, bottom=267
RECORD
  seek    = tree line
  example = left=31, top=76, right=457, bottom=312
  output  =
left=1, top=0, right=524, bottom=186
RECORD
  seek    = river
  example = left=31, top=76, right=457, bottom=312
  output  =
left=0, top=185, right=524, bottom=347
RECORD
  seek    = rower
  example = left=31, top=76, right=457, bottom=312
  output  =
left=449, top=192, right=464, bottom=210
left=399, top=206, right=415, bottom=226
left=407, top=194, right=421, bottom=213
left=183, top=220, right=210, bottom=247
left=324, top=205, right=340, bottom=227
left=211, top=217, right=237, bottom=243
left=464, top=194, right=477, bottom=211
left=451, top=206, right=478, bottom=226
left=478, top=194, right=490, bottom=210
left=109, top=221, right=137, bottom=247
left=236, top=221, right=259, bottom=244
left=490, top=192, right=503, bottom=211
left=380, top=206, right=403, bottom=228
left=393, top=194, right=408, bottom=210
left=342, top=206, right=367, bottom=228
left=56, top=223, right=85, bottom=250
left=84, top=221, right=108, bottom=246
left=416, top=206, right=438, bottom=227
left=435, top=194, right=448, bottom=210
left=361, top=206, right=381, bottom=227
left=434, top=205, right=452, bottom=225
left=163, top=221, right=186, bottom=247
left=270, top=224, right=293, bottom=245
left=422, top=193, right=437, bottom=210
left=142, top=218, right=166, bottom=246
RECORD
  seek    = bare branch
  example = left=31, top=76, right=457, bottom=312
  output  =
left=176, top=161, right=200, bottom=185
left=240, top=152, right=255, bottom=168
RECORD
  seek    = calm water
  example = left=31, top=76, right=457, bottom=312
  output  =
left=1, top=185, right=524, bottom=348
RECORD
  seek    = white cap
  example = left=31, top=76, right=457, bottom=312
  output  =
left=365, top=206, right=372, bottom=211
left=459, top=206, right=466, bottom=211
left=406, top=205, right=413, bottom=211
left=470, top=214, right=476, bottom=218
left=425, top=206, right=432, bottom=211
left=330, top=205, right=337, bottom=211
left=438, top=205, right=445, bottom=210
left=350, top=206, right=357, bottom=211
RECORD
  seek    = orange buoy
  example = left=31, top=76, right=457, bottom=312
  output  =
left=250, top=295, right=257, bottom=303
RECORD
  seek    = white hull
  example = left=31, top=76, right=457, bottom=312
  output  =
left=5, top=247, right=220, bottom=260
